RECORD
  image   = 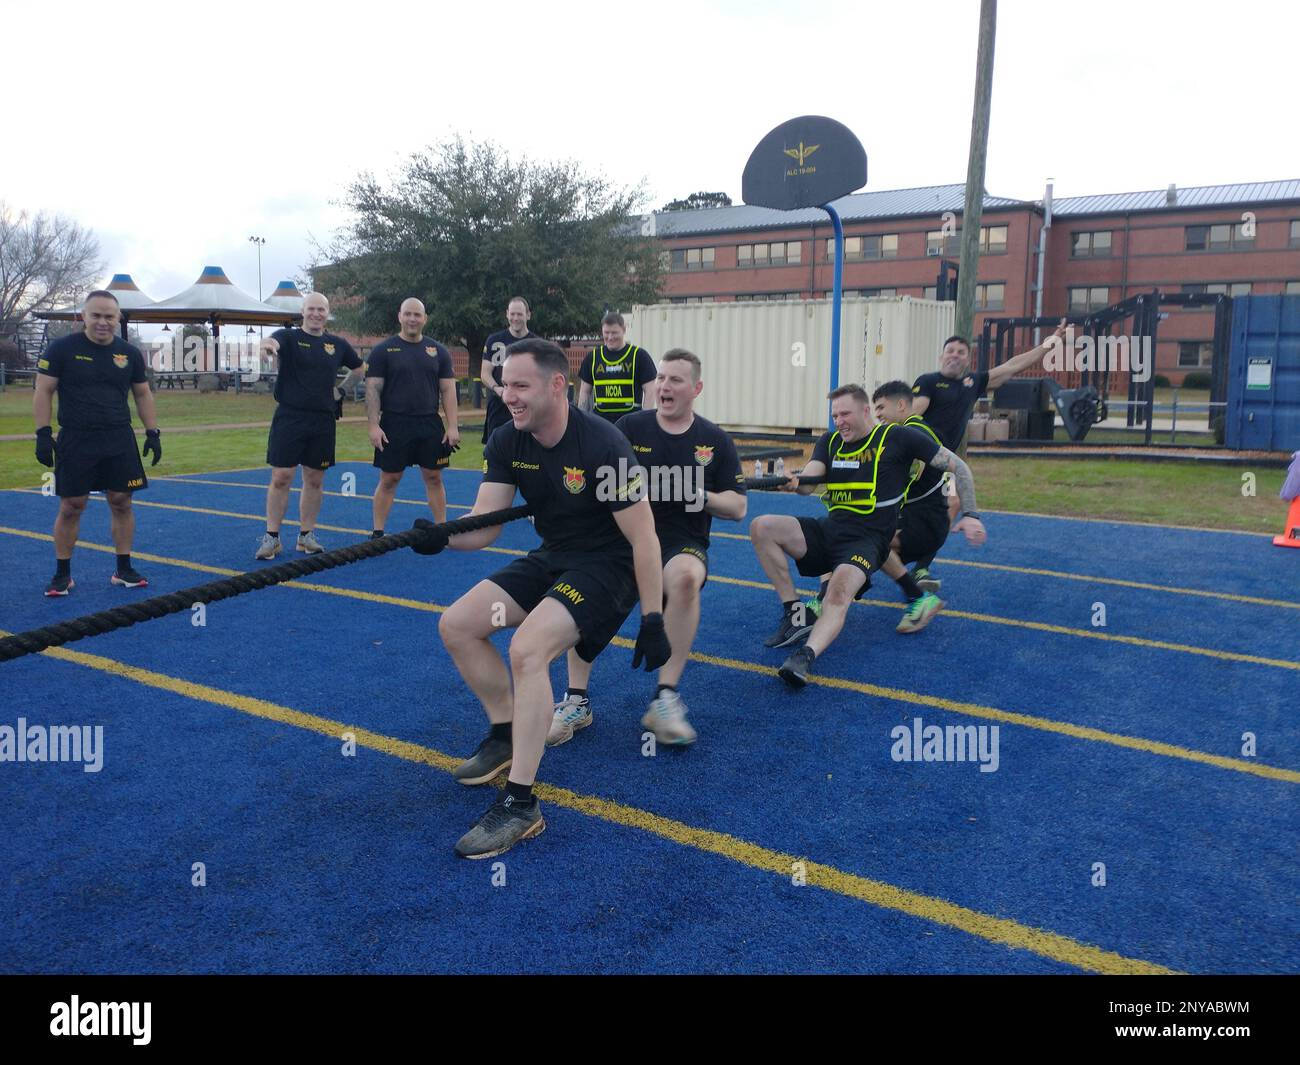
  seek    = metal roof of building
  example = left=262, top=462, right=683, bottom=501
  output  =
left=1052, top=179, right=1300, bottom=216
left=647, top=183, right=1028, bottom=237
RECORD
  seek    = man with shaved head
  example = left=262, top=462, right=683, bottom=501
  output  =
left=365, top=298, right=460, bottom=535
left=256, top=291, right=363, bottom=559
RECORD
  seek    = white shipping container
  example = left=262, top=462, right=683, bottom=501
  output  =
left=624, top=297, right=954, bottom=431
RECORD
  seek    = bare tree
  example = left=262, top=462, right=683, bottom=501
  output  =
left=0, top=203, right=103, bottom=328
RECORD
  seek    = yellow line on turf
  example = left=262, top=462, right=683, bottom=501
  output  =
left=166, top=473, right=1292, bottom=609
left=706, top=529, right=1297, bottom=610
left=10, top=491, right=1296, bottom=668
left=0, top=526, right=444, bottom=613
left=705, top=573, right=1300, bottom=672
left=152, top=476, right=473, bottom=511
left=3, top=636, right=1179, bottom=976
left=3, top=525, right=1294, bottom=783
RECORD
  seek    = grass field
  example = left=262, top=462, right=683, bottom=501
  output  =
left=0, top=389, right=1289, bottom=535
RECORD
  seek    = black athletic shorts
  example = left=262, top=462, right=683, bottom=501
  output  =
left=795, top=514, right=891, bottom=590
left=896, top=501, right=950, bottom=566
left=54, top=427, right=147, bottom=498
left=267, top=406, right=335, bottom=470
left=659, top=532, right=709, bottom=588
left=487, top=549, right=638, bottom=663
left=374, top=411, right=451, bottom=473
left=481, top=404, right=511, bottom=445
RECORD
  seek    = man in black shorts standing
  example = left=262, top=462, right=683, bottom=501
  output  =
left=478, top=296, right=538, bottom=444
left=33, top=290, right=161, bottom=596
left=871, top=380, right=985, bottom=632
left=366, top=298, right=460, bottom=537
left=256, top=292, right=363, bottom=559
left=416, top=338, right=671, bottom=859
left=575, top=312, right=656, bottom=424
left=748, top=384, right=985, bottom=688
left=907, top=322, right=1063, bottom=589
left=547, top=348, right=747, bottom=748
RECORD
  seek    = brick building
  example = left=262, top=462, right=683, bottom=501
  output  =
left=650, top=179, right=1300, bottom=383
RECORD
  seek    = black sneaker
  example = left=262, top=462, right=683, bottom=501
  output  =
left=763, top=606, right=813, bottom=648
left=454, top=794, right=545, bottom=859
left=45, top=574, right=74, bottom=597
left=778, top=646, right=816, bottom=689
left=369, top=530, right=385, bottom=540
left=110, top=567, right=148, bottom=589
left=452, top=734, right=513, bottom=786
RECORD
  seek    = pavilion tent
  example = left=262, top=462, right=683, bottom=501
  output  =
left=34, top=273, right=159, bottom=338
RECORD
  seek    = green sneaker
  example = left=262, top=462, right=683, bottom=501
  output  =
left=803, top=596, right=822, bottom=620
left=896, top=592, right=944, bottom=634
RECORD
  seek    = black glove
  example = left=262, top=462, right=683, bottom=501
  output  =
left=142, top=429, right=162, bottom=466
left=334, top=387, right=344, bottom=420
left=35, top=427, right=55, bottom=468
left=632, top=612, right=671, bottom=672
left=410, top=518, right=449, bottom=556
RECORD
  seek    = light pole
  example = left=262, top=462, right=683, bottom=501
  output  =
left=248, top=235, right=267, bottom=386
left=247, top=235, right=266, bottom=299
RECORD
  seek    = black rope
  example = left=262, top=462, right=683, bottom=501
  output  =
left=0, top=505, right=532, bottom=664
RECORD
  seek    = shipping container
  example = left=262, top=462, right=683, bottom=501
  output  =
left=624, top=297, right=954, bottom=431
left=1225, top=295, right=1300, bottom=451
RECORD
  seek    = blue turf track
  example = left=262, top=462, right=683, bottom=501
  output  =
left=0, top=464, right=1296, bottom=974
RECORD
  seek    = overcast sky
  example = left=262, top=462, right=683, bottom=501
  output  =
left=7, top=0, right=1293, bottom=308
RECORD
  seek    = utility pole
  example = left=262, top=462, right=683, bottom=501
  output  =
left=955, top=0, right=997, bottom=345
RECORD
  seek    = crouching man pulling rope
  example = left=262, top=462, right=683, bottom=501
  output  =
left=411, top=338, right=671, bottom=860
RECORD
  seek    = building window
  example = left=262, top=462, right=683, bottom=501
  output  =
left=1184, top=282, right=1252, bottom=298
left=822, top=288, right=898, bottom=299
left=975, top=283, right=1005, bottom=310
left=1290, top=221, right=1300, bottom=248
left=1178, top=342, right=1213, bottom=368
left=1286, top=281, right=1300, bottom=295
left=1071, top=230, right=1113, bottom=258
left=923, top=286, right=938, bottom=299
left=737, top=292, right=799, bottom=302
left=925, top=225, right=1006, bottom=256
left=668, top=296, right=716, bottom=304
left=826, top=234, right=898, bottom=261
left=670, top=246, right=715, bottom=272
left=1185, top=223, right=1253, bottom=251
left=1068, top=286, right=1110, bottom=313
left=738, top=241, right=801, bottom=267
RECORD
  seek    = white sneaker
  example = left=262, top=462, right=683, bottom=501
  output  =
left=642, top=690, right=697, bottom=746
left=254, top=533, right=282, bottom=560
left=546, top=694, right=593, bottom=747
left=296, top=530, right=325, bottom=554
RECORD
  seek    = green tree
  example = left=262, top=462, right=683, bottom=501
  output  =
left=660, top=191, right=732, bottom=212
left=317, top=136, right=664, bottom=373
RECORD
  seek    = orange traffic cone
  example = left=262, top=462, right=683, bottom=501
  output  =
left=1275, top=496, right=1300, bottom=548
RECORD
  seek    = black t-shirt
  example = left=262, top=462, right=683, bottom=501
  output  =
left=38, top=334, right=147, bottom=430
left=614, top=409, right=746, bottom=546
left=901, top=415, right=947, bottom=511
left=482, top=328, right=539, bottom=420
left=911, top=370, right=989, bottom=449
left=270, top=328, right=362, bottom=413
left=810, top=423, right=941, bottom=532
left=366, top=335, right=455, bottom=416
left=483, top=406, right=642, bottom=559
left=578, top=344, right=656, bottom=423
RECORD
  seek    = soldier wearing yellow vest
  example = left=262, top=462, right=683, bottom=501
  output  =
left=748, top=383, right=985, bottom=688
left=871, top=380, right=986, bottom=633
left=576, top=312, right=656, bottom=424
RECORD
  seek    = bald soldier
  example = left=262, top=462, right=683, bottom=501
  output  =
left=255, top=292, right=363, bottom=559
left=33, top=290, right=161, bottom=596
left=366, top=298, right=461, bottom=536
